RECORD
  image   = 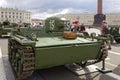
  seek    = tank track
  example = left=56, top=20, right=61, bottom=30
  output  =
left=0, top=29, right=2, bottom=38
left=8, top=38, right=35, bottom=80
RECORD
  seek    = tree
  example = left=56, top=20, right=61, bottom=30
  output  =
left=3, top=20, right=10, bottom=26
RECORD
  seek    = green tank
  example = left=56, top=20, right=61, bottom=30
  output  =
left=0, top=20, right=17, bottom=37
left=0, top=25, right=2, bottom=37
left=110, top=27, right=120, bottom=43
left=8, top=17, right=108, bottom=80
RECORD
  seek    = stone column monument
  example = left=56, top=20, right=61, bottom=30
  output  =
left=93, top=0, right=106, bottom=26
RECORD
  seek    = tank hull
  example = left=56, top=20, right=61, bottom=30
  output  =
left=34, top=42, right=101, bottom=69
left=8, top=25, right=108, bottom=80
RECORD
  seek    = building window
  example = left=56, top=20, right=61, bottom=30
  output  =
left=1, top=15, right=3, bottom=18
left=9, top=15, right=11, bottom=18
left=5, top=15, right=7, bottom=18
left=1, top=12, right=3, bottom=14
left=9, top=12, right=11, bottom=14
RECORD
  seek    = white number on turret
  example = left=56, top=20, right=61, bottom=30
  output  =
left=64, top=21, right=70, bottom=30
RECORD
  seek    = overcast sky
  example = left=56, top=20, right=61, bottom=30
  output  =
left=0, top=0, right=120, bottom=19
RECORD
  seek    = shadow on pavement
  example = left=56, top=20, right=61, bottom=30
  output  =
left=2, top=56, right=120, bottom=80
left=28, top=66, right=83, bottom=80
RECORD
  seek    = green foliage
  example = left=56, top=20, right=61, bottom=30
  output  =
left=3, top=20, right=10, bottom=26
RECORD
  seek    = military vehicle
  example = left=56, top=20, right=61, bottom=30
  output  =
left=110, top=27, right=120, bottom=43
left=8, top=17, right=108, bottom=80
left=0, top=20, right=18, bottom=37
left=0, top=23, right=2, bottom=37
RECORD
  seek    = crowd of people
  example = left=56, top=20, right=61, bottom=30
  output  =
left=70, top=21, right=86, bottom=33
left=69, top=20, right=113, bottom=50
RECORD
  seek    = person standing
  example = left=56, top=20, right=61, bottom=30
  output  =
left=71, top=20, right=79, bottom=32
left=80, top=23, right=86, bottom=32
left=101, top=21, right=109, bottom=35
left=100, top=21, right=112, bottom=50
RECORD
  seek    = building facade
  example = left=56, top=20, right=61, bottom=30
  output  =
left=56, top=13, right=120, bottom=26
left=0, top=7, right=31, bottom=24
left=31, top=19, right=44, bottom=26
left=56, top=13, right=94, bottom=26
left=106, top=13, right=120, bottom=26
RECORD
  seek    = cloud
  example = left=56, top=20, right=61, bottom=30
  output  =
left=1, top=0, right=120, bottom=19
left=31, top=8, right=91, bottom=19
left=0, top=0, right=7, bottom=7
left=0, top=0, right=97, bottom=19
left=103, top=0, right=120, bottom=13
left=32, top=8, right=70, bottom=19
left=3, top=0, right=96, bottom=13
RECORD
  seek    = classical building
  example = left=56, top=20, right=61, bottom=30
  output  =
left=31, top=19, right=43, bottom=26
left=106, top=13, right=120, bottom=26
left=55, top=13, right=120, bottom=26
left=0, top=7, right=31, bottom=23
left=56, top=13, right=94, bottom=26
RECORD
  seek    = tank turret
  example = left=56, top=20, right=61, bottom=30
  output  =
left=45, top=17, right=70, bottom=32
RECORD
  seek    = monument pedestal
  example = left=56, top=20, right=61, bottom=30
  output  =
left=93, top=14, right=106, bottom=27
